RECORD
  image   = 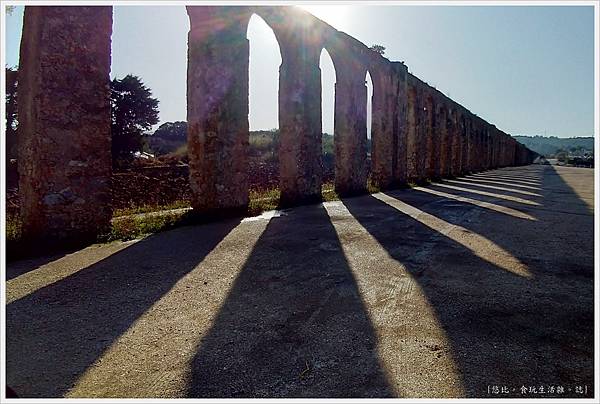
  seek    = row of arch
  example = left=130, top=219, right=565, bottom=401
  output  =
left=16, top=5, right=536, bottom=241
left=186, top=6, right=535, bottom=212
left=186, top=6, right=387, bottom=210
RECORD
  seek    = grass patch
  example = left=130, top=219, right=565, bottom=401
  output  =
left=6, top=178, right=386, bottom=252
left=367, top=178, right=381, bottom=194
left=248, top=187, right=280, bottom=216
left=105, top=211, right=186, bottom=241
left=113, top=200, right=191, bottom=217
left=321, top=182, right=339, bottom=202
left=6, top=213, right=22, bottom=242
left=107, top=183, right=346, bottom=241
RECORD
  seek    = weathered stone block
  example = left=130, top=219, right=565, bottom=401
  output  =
left=278, top=49, right=323, bottom=206
left=333, top=60, right=368, bottom=196
left=450, top=108, right=462, bottom=177
left=187, top=7, right=251, bottom=213
left=370, top=64, right=396, bottom=189
left=18, top=6, right=112, bottom=241
left=392, top=62, right=408, bottom=186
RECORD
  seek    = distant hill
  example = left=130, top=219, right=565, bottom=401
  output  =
left=513, top=135, right=594, bottom=157
left=146, top=123, right=344, bottom=160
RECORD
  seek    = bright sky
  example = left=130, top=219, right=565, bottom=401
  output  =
left=4, top=4, right=595, bottom=138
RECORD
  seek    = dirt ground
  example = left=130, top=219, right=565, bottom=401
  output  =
left=5, top=165, right=595, bottom=398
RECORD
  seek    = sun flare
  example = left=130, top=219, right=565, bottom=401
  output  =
left=298, top=5, right=350, bottom=29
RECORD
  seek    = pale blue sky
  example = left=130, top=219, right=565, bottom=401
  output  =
left=4, top=4, right=595, bottom=138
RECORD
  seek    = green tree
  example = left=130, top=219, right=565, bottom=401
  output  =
left=555, top=150, right=568, bottom=163
left=369, top=44, right=386, bottom=55
left=5, top=66, right=18, bottom=160
left=111, top=75, right=159, bottom=164
left=152, top=121, right=187, bottom=140
left=146, top=121, right=187, bottom=155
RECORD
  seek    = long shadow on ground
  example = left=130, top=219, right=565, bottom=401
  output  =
left=185, top=204, right=394, bottom=397
left=6, top=219, right=241, bottom=397
left=342, top=165, right=594, bottom=397
left=6, top=166, right=593, bottom=398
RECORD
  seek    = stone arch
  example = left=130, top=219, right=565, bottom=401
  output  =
left=323, top=36, right=370, bottom=195
left=16, top=4, right=536, bottom=241
left=246, top=13, right=282, bottom=133
left=319, top=47, right=337, bottom=185
left=253, top=7, right=327, bottom=206
left=365, top=69, right=374, bottom=177
left=186, top=6, right=327, bottom=210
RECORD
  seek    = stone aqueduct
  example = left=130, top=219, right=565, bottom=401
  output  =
left=16, top=6, right=536, bottom=241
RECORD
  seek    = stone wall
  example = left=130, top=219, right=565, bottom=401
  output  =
left=17, top=5, right=537, bottom=241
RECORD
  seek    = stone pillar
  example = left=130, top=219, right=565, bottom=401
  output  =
left=433, top=102, right=445, bottom=179
left=480, top=126, right=485, bottom=171
left=473, top=122, right=482, bottom=172
left=406, top=84, right=418, bottom=182
left=489, top=130, right=496, bottom=169
left=187, top=7, right=251, bottom=213
left=334, top=57, right=368, bottom=196
left=278, top=44, right=323, bottom=206
left=437, top=105, right=446, bottom=177
left=450, top=108, right=462, bottom=177
left=500, top=135, right=506, bottom=167
left=18, top=6, right=113, bottom=242
left=415, top=87, right=428, bottom=183
left=439, top=106, right=451, bottom=178
left=370, top=66, right=395, bottom=190
left=464, top=116, right=472, bottom=173
left=446, top=109, right=456, bottom=177
left=503, top=135, right=509, bottom=167
left=460, top=113, right=469, bottom=175
left=392, top=62, right=409, bottom=186
left=511, top=138, right=517, bottom=166
left=481, top=126, right=488, bottom=171
left=470, top=122, right=478, bottom=172
left=424, top=96, right=437, bottom=180
left=483, top=127, right=491, bottom=170
left=495, top=133, right=500, bottom=167
left=505, top=135, right=512, bottom=167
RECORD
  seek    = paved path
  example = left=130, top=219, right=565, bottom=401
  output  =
left=5, top=165, right=595, bottom=398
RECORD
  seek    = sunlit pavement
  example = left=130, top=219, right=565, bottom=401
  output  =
left=5, top=165, right=594, bottom=398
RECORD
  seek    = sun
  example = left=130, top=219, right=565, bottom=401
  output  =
left=297, top=4, right=350, bottom=30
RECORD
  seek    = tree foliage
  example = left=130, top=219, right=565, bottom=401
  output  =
left=111, top=74, right=159, bottom=164
left=146, top=121, right=187, bottom=156
left=369, top=44, right=386, bottom=55
left=152, top=121, right=187, bottom=140
left=513, top=135, right=594, bottom=158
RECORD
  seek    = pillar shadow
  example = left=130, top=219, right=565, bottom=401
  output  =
left=342, top=164, right=594, bottom=397
left=5, top=218, right=241, bottom=398
left=6, top=166, right=592, bottom=398
left=438, top=178, right=543, bottom=200
left=424, top=175, right=544, bottom=217
left=185, top=204, right=393, bottom=398
left=6, top=248, right=79, bottom=281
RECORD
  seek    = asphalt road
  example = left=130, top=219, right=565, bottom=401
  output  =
left=5, top=165, right=595, bottom=398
